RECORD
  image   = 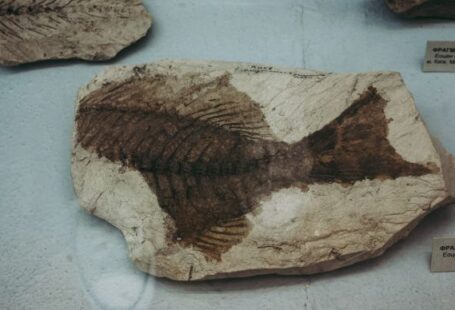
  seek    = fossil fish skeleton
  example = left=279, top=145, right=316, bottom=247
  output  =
left=74, top=70, right=436, bottom=261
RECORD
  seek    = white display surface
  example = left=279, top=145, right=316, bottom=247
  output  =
left=1, top=1, right=454, bottom=309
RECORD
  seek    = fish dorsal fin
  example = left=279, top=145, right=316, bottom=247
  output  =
left=79, top=72, right=274, bottom=143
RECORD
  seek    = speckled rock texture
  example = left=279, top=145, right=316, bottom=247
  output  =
left=0, top=0, right=152, bottom=66
left=385, top=0, right=455, bottom=18
left=71, top=60, right=455, bottom=281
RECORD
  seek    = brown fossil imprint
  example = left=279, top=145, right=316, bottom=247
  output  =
left=75, top=73, right=435, bottom=260
left=0, top=0, right=152, bottom=65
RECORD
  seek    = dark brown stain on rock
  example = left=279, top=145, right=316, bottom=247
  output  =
left=386, top=0, right=455, bottom=19
left=75, top=73, right=435, bottom=260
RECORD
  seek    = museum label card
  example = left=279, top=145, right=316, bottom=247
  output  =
left=423, top=41, right=455, bottom=72
left=431, top=237, right=455, bottom=272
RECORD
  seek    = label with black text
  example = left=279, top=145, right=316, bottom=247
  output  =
left=431, top=237, right=455, bottom=272
left=423, top=41, right=455, bottom=72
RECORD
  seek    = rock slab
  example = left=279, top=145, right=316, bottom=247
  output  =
left=385, top=0, right=455, bottom=18
left=0, top=0, right=152, bottom=66
left=72, top=60, right=455, bottom=281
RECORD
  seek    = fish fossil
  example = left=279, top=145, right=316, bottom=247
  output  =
left=75, top=71, right=435, bottom=261
left=0, top=0, right=152, bottom=65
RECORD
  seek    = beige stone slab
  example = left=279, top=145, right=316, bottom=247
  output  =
left=71, top=60, right=455, bottom=281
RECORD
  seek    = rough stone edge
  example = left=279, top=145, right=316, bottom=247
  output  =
left=77, top=8, right=153, bottom=63
left=431, top=137, right=455, bottom=197
left=75, top=59, right=324, bottom=100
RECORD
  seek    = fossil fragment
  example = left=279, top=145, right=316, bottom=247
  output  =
left=72, top=60, right=455, bottom=281
left=0, top=0, right=152, bottom=66
left=385, top=0, right=455, bottom=18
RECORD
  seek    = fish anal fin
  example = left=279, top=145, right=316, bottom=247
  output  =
left=183, top=216, right=251, bottom=261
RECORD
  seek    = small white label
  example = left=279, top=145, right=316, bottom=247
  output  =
left=431, top=237, right=455, bottom=272
left=423, top=41, right=455, bottom=72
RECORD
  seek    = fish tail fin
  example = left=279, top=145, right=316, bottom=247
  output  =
left=304, top=87, right=434, bottom=183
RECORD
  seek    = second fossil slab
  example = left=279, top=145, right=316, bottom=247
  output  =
left=0, top=0, right=152, bottom=65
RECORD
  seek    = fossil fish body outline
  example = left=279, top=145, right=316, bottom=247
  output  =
left=75, top=72, right=435, bottom=260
